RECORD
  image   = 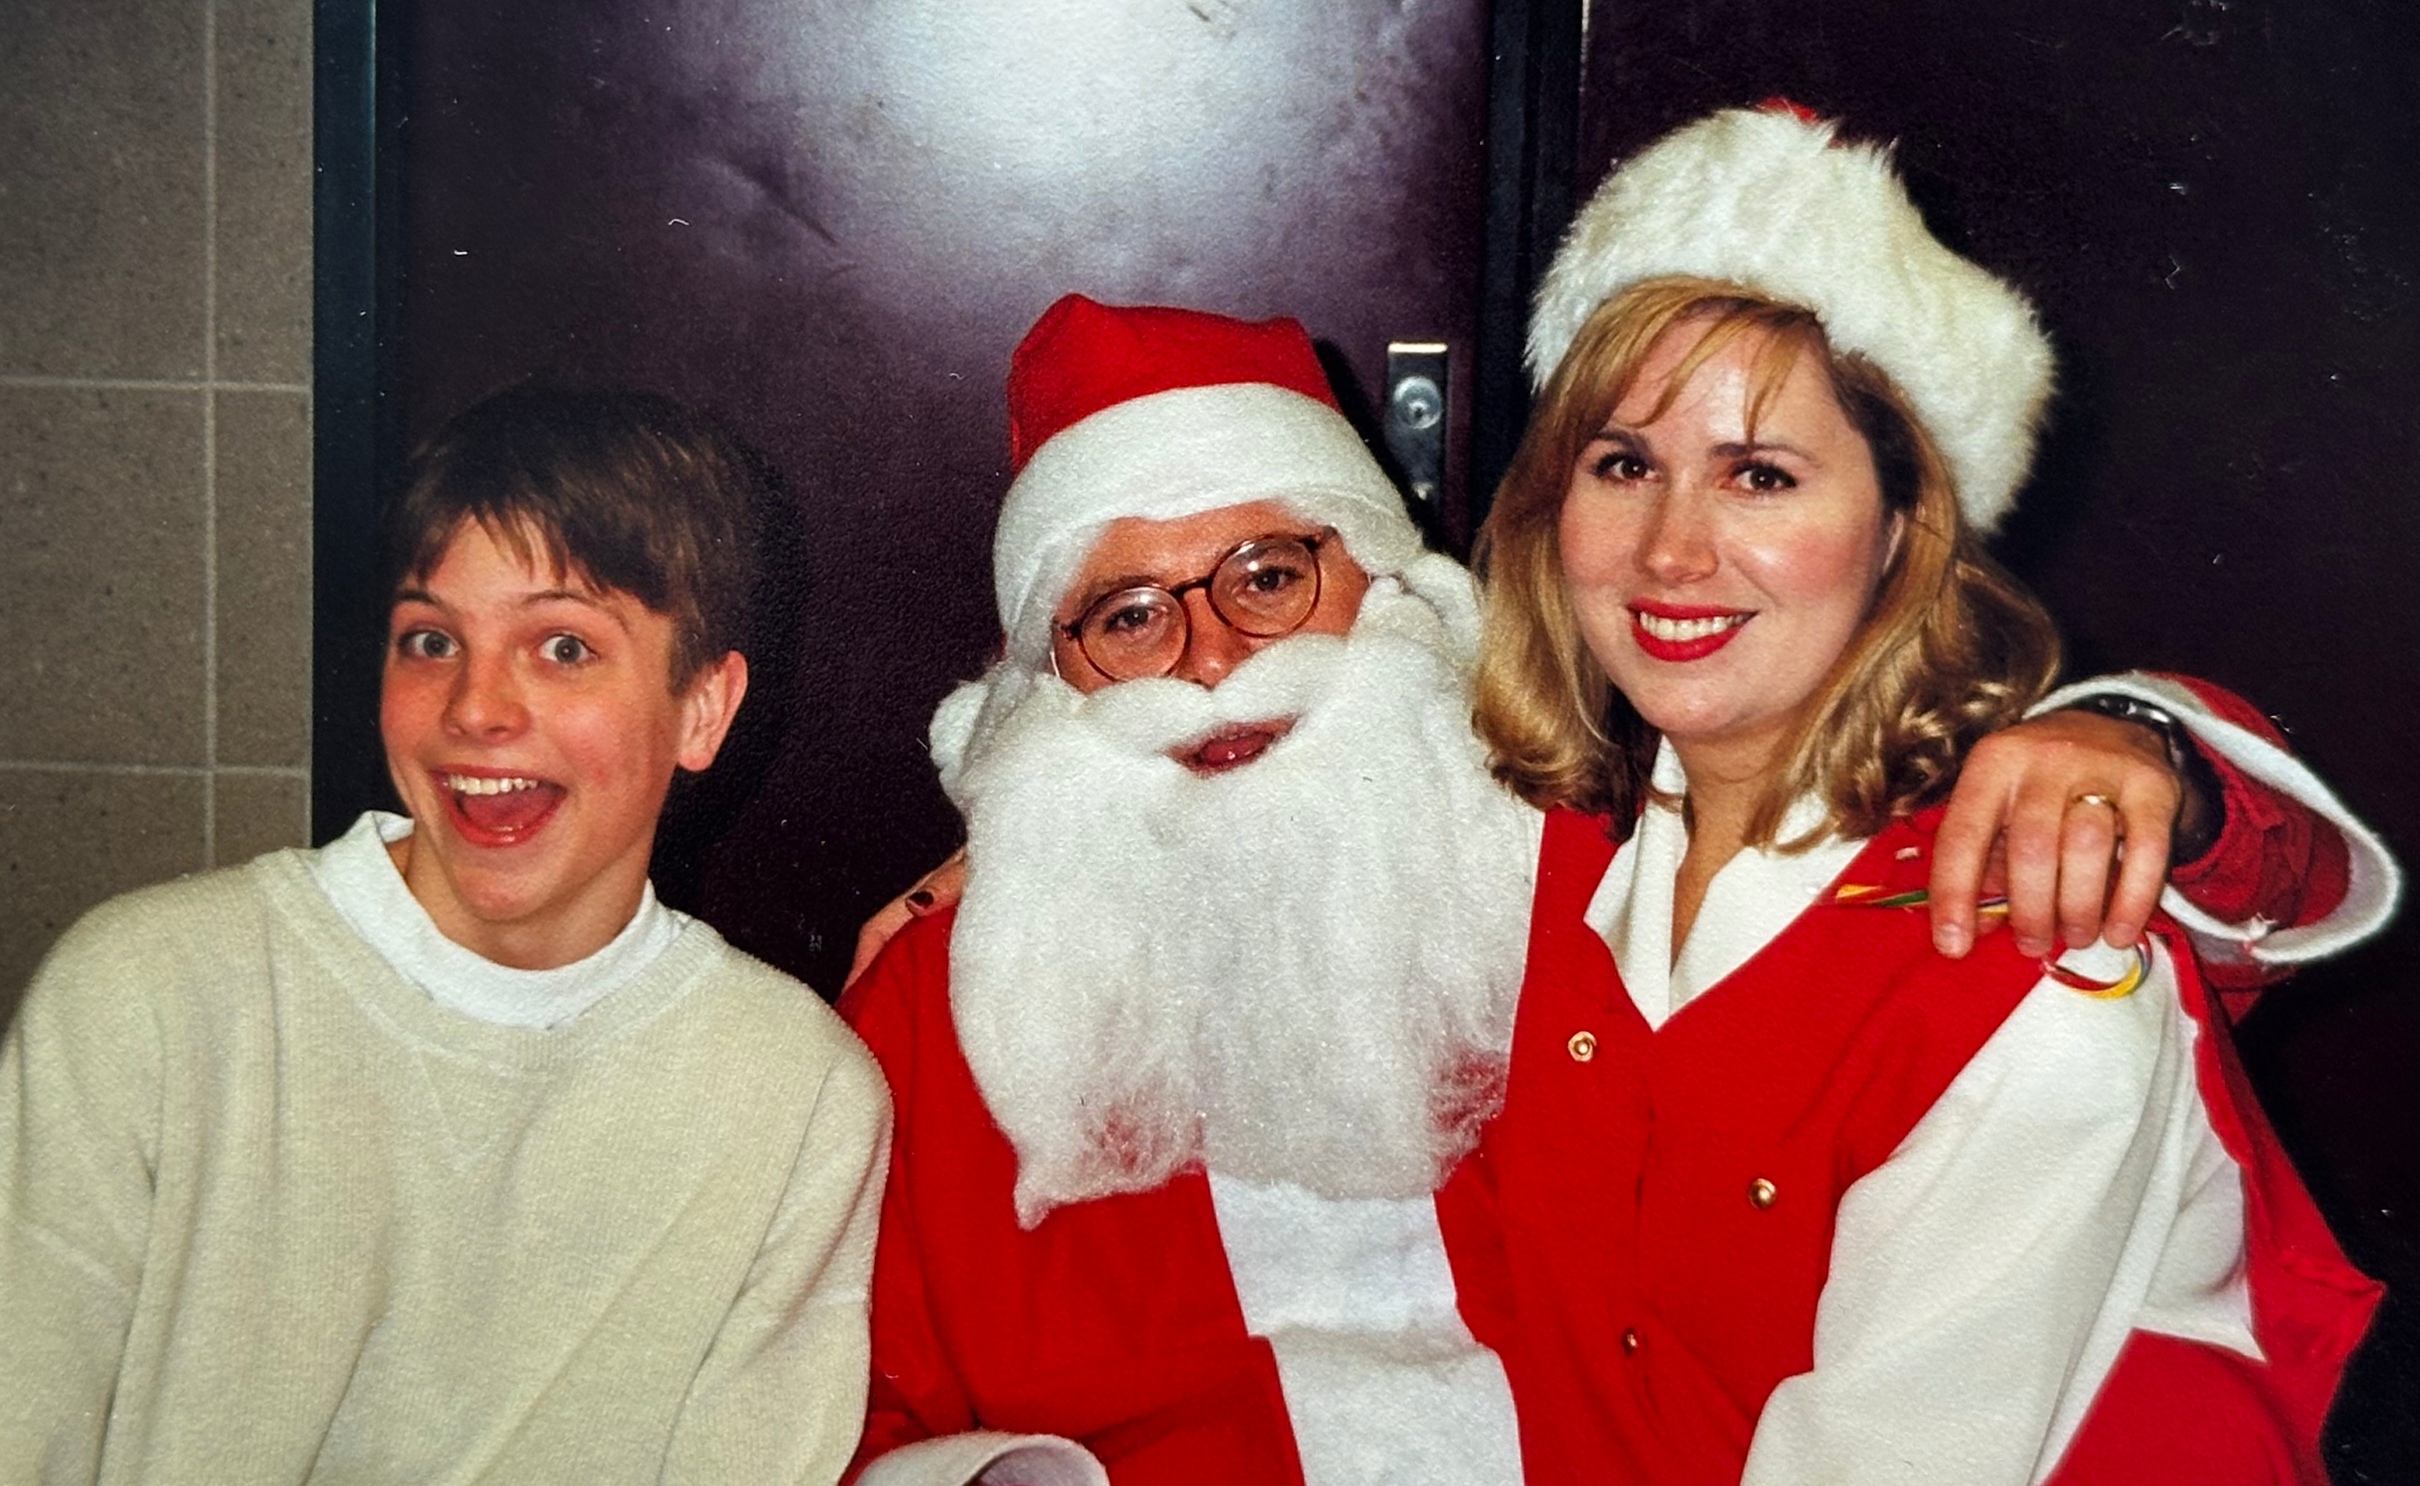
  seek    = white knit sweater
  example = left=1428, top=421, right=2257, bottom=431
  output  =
left=0, top=844, right=889, bottom=1485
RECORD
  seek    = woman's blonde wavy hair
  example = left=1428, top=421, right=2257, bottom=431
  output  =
left=1473, top=277, right=2062, bottom=846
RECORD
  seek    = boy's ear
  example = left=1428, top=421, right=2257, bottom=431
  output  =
left=674, top=651, right=751, bottom=774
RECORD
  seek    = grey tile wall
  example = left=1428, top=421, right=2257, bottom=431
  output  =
left=1, top=0, right=314, bottom=1017
left=217, top=389, right=314, bottom=767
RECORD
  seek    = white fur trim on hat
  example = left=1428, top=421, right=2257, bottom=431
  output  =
left=993, top=382, right=1423, bottom=667
left=1527, top=107, right=2055, bottom=531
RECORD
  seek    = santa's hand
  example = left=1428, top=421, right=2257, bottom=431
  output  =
left=1930, top=711, right=2185, bottom=960
left=845, top=848, right=968, bottom=989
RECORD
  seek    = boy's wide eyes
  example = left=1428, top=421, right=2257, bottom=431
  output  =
left=392, top=628, right=597, bottom=665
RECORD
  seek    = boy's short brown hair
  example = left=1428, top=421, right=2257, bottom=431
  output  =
left=384, top=386, right=765, bottom=687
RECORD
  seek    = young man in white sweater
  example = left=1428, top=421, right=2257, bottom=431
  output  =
left=0, top=387, right=890, bottom=1486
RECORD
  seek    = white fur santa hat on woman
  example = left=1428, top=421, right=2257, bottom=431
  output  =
left=985, top=293, right=1474, bottom=670
left=1527, top=102, right=2056, bottom=531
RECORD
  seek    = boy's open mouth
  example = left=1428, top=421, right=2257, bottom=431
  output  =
left=439, top=771, right=565, bottom=844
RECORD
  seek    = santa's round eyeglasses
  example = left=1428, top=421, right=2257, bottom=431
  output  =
left=1057, top=530, right=1333, bottom=682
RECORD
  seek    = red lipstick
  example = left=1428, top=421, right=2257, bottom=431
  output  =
left=1629, top=601, right=1752, bottom=663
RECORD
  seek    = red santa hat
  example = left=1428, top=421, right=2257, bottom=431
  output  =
left=1526, top=104, right=2055, bottom=532
left=991, top=294, right=1425, bottom=667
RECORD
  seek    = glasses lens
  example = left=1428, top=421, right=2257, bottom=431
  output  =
left=1211, top=536, right=1322, bottom=637
left=1077, top=587, right=1184, bottom=680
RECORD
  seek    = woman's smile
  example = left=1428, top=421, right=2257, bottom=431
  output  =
left=1628, top=600, right=1754, bottom=661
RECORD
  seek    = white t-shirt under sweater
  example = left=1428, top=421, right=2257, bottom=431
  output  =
left=310, top=809, right=682, bottom=1028
left=0, top=832, right=891, bottom=1486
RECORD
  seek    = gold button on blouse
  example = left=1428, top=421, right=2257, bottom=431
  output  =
left=1567, top=1030, right=1597, bottom=1062
left=1620, top=1327, right=1641, bottom=1355
left=1749, top=1177, right=1778, bottom=1209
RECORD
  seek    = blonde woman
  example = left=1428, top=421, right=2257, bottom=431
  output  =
left=1471, top=107, right=2394, bottom=1486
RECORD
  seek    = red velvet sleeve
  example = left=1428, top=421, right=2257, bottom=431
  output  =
left=2155, top=675, right=2352, bottom=1009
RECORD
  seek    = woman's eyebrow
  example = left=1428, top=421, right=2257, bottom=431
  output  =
left=1711, top=438, right=1814, bottom=461
left=1583, top=428, right=1655, bottom=459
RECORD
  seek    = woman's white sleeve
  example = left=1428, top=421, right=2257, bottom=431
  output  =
left=1739, top=942, right=2248, bottom=1486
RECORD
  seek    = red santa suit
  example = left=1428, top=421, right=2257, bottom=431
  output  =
left=1477, top=683, right=2394, bottom=1486
left=843, top=674, right=2389, bottom=1486
left=838, top=912, right=1522, bottom=1486
left=837, top=291, right=1544, bottom=1486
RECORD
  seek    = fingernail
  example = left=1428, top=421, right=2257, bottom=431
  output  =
left=907, top=890, right=935, bottom=910
left=1935, top=925, right=1969, bottom=957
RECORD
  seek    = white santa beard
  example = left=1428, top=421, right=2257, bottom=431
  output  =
left=938, top=581, right=1540, bottom=1227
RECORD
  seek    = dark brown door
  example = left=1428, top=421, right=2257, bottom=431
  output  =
left=392, top=0, right=1499, bottom=988
left=1574, top=2, right=2420, bottom=1473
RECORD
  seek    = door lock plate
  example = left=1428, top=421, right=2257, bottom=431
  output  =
left=1384, top=341, right=1450, bottom=512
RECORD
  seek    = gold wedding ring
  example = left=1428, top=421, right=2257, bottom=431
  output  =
left=2071, top=792, right=2118, bottom=811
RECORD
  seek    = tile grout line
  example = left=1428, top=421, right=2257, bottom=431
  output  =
left=0, top=375, right=312, bottom=394
left=201, top=0, right=221, bottom=868
left=0, top=761, right=308, bottom=779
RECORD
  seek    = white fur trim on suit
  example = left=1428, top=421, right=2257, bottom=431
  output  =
left=1528, top=107, right=2055, bottom=532
left=852, top=1432, right=1108, bottom=1486
left=1207, top=1171, right=1525, bottom=1486
left=993, top=381, right=1423, bottom=666
left=2029, top=673, right=2402, bottom=967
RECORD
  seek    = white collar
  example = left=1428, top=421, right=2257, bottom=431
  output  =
left=309, top=811, right=687, bottom=1029
left=1581, top=743, right=1865, bottom=1028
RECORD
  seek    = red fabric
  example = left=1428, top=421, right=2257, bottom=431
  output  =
left=2047, top=1332, right=2312, bottom=1485
left=1483, top=807, right=2375, bottom=1486
left=835, top=909, right=1501, bottom=1486
left=2048, top=934, right=2381, bottom=1485
left=1482, top=808, right=2042, bottom=1485
left=1756, top=96, right=1826, bottom=125
left=2170, top=931, right=2380, bottom=1456
left=1006, top=295, right=1342, bottom=471
left=2158, top=674, right=2355, bottom=1012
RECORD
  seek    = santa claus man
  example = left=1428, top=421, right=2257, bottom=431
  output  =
left=837, top=294, right=2387, bottom=1486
